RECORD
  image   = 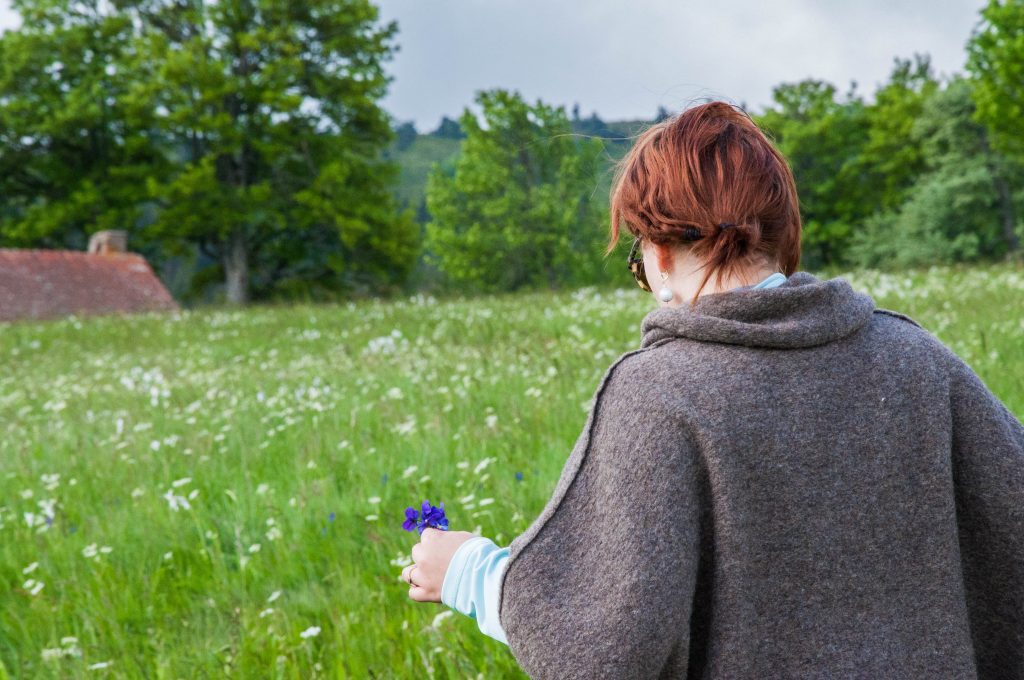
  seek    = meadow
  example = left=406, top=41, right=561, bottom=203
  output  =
left=1, top=262, right=1022, bottom=679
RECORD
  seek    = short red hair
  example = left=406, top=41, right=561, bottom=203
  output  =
left=607, top=101, right=802, bottom=304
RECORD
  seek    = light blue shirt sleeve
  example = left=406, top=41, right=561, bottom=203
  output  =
left=440, top=535, right=510, bottom=645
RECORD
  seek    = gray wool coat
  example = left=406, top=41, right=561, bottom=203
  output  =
left=496, top=270, right=1024, bottom=679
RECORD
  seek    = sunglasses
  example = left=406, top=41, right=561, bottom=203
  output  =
left=627, top=237, right=652, bottom=292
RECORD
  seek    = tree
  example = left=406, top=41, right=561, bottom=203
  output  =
left=918, top=76, right=1021, bottom=256
left=756, top=57, right=939, bottom=268
left=424, top=89, right=607, bottom=293
left=393, top=121, right=418, bottom=152
left=848, top=76, right=1023, bottom=267
left=571, top=111, right=614, bottom=139
left=125, top=0, right=417, bottom=303
left=431, top=116, right=465, bottom=140
left=1, top=0, right=418, bottom=304
left=0, top=1, right=164, bottom=248
left=966, top=0, right=1024, bottom=255
left=849, top=54, right=939, bottom=214
left=755, top=79, right=870, bottom=268
left=967, top=0, right=1024, bottom=161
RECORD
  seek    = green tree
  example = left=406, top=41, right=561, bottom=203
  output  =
left=0, top=0, right=163, bottom=248
left=967, top=0, right=1024, bottom=162
left=0, top=0, right=417, bottom=304
left=850, top=54, right=939, bottom=213
left=966, top=0, right=1024, bottom=256
left=393, top=121, right=418, bottom=152
left=756, top=57, right=939, bottom=268
left=431, top=116, right=465, bottom=140
left=126, top=0, right=417, bottom=303
left=424, top=89, right=607, bottom=293
left=847, top=76, right=1023, bottom=268
left=755, top=79, right=870, bottom=268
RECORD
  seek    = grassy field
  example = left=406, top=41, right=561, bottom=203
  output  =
left=1, top=261, right=1022, bottom=678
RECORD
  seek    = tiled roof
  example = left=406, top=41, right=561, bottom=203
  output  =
left=0, top=249, right=179, bottom=322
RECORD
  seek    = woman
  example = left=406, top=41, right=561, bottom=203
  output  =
left=401, top=101, right=1024, bottom=679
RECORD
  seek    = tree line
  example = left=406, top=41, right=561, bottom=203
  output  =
left=1, top=0, right=1021, bottom=305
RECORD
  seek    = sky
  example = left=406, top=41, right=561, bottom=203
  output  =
left=0, top=0, right=988, bottom=132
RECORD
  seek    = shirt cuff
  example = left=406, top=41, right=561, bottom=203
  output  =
left=441, top=535, right=510, bottom=645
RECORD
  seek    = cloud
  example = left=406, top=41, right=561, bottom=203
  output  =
left=0, top=0, right=986, bottom=129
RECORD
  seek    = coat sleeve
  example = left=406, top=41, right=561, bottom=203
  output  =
left=948, top=355, right=1024, bottom=676
left=497, top=350, right=705, bottom=679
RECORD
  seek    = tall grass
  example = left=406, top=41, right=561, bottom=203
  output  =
left=1, top=262, right=1021, bottom=678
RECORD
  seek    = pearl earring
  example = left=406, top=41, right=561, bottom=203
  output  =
left=658, top=271, right=674, bottom=302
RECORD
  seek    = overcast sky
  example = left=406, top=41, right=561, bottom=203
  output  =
left=0, top=0, right=987, bottom=132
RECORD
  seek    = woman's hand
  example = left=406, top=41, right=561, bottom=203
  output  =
left=401, top=528, right=476, bottom=603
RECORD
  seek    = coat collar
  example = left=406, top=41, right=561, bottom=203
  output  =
left=639, top=271, right=876, bottom=349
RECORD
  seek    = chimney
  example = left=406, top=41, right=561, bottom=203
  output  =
left=87, top=230, right=128, bottom=255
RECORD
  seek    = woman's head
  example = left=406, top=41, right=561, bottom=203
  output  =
left=607, top=101, right=802, bottom=306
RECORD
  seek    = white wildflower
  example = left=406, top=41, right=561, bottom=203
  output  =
left=389, top=552, right=412, bottom=568
left=392, top=416, right=417, bottom=436
left=473, top=457, right=496, bottom=475
left=162, top=489, right=190, bottom=511
left=431, top=610, right=454, bottom=628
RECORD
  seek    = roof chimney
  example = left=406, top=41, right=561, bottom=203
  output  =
left=88, top=230, right=128, bottom=255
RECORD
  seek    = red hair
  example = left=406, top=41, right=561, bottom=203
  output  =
left=607, top=101, right=802, bottom=305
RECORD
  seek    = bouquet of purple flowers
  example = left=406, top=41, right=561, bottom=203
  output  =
left=402, top=499, right=449, bottom=535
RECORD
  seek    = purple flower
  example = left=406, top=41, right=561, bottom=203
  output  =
left=401, top=499, right=449, bottom=535
left=515, top=471, right=523, bottom=482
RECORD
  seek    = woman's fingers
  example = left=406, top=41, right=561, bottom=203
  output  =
left=400, top=561, right=439, bottom=602
left=401, top=563, right=435, bottom=602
